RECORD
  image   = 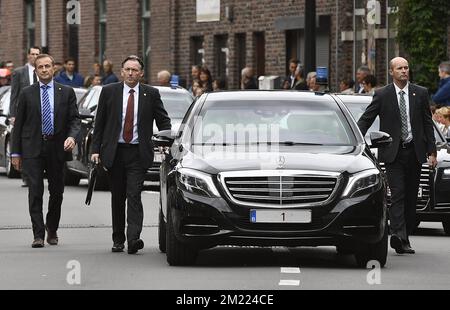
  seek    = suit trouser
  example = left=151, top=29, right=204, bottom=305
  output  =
left=108, top=145, right=146, bottom=244
left=22, top=140, right=65, bottom=239
left=385, top=144, right=422, bottom=242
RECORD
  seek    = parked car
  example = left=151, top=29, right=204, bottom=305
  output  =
left=0, top=86, right=21, bottom=178
left=154, top=90, right=390, bottom=267
left=338, top=94, right=450, bottom=235
left=65, top=85, right=193, bottom=188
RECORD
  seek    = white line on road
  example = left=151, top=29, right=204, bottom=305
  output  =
left=279, top=280, right=300, bottom=286
left=281, top=267, right=301, bottom=274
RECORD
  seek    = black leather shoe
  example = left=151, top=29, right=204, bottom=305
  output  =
left=128, top=239, right=144, bottom=254
left=32, top=238, right=44, bottom=248
left=403, top=244, right=415, bottom=254
left=111, top=243, right=125, bottom=252
left=390, top=235, right=405, bottom=254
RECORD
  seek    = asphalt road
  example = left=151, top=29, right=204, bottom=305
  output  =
left=1, top=172, right=449, bottom=290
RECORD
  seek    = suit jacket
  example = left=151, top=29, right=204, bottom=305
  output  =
left=11, top=82, right=81, bottom=162
left=357, top=83, right=436, bottom=164
left=10, top=65, right=33, bottom=117
left=91, top=82, right=172, bottom=170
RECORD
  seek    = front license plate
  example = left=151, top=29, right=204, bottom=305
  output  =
left=250, top=209, right=311, bottom=223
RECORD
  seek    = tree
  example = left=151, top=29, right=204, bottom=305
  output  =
left=397, top=0, right=450, bottom=92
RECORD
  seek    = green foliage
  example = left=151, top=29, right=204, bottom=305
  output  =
left=397, top=0, right=450, bottom=92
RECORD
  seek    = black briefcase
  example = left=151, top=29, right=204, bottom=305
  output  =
left=85, top=163, right=98, bottom=206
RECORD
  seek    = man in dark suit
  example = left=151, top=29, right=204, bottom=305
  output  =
left=11, top=54, right=81, bottom=248
left=10, top=47, right=41, bottom=118
left=91, top=55, right=171, bottom=254
left=9, top=47, right=41, bottom=187
left=358, top=57, right=437, bottom=254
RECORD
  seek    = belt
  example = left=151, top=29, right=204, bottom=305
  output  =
left=42, top=134, right=55, bottom=141
left=400, top=140, right=413, bottom=149
left=117, top=143, right=139, bottom=148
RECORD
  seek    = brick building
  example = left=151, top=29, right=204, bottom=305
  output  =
left=0, top=0, right=449, bottom=90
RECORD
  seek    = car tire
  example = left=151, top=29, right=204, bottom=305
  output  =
left=64, top=164, right=81, bottom=186
left=166, top=188, right=198, bottom=266
left=442, top=220, right=450, bottom=236
left=5, top=140, right=20, bottom=179
left=354, top=221, right=388, bottom=268
left=158, top=206, right=167, bottom=253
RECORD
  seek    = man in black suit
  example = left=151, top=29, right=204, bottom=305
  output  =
left=358, top=57, right=437, bottom=254
left=10, top=46, right=41, bottom=118
left=10, top=46, right=41, bottom=186
left=11, top=54, right=81, bottom=248
left=91, top=55, right=171, bottom=254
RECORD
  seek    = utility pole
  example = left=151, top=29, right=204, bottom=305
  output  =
left=304, top=0, right=316, bottom=75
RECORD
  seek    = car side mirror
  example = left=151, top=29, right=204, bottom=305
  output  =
left=370, top=131, right=392, bottom=148
left=152, top=129, right=177, bottom=147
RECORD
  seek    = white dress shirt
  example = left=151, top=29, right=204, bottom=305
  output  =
left=394, top=82, right=412, bottom=142
left=27, top=63, right=36, bottom=85
left=118, top=83, right=140, bottom=144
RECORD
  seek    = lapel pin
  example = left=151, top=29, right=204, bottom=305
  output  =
left=144, top=93, right=147, bottom=96
left=413, top=93, right=416, bottom=96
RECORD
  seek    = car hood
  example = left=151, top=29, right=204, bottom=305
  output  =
left=177, top=144, right=376, bottom=175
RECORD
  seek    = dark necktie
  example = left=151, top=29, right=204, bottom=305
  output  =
left=123, top=89, right=135, bottom=143
left=33, top=70, right=38, bottom=84
left=399, top=90, right=409, bottom=141
left=41, top=84, right=53, bottom=135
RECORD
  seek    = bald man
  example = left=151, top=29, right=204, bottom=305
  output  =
left=357, top=57, right=437, bottom=255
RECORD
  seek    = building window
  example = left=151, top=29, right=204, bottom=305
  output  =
left=214, top=34, right=228, bottom=81
left=67, top=1, right=79, bottom=66
left=253, top=32, right=265, bottom=77
left=141, top=0, right=151, bottom=79
left=235, top=33, right=246, bottom=89
left=191, top=36, right=204, bottom=66
left=98, top=0, right=107, bottom=62
left=25, top=0, right=35, bottom=50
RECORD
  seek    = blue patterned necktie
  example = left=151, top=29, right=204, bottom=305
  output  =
left=41, top=84, right=53, bottom=135
left=399, top=90, right=408, bottom=141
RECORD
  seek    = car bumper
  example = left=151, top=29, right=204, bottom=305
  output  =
left=170, top=188, right=387, bottom=248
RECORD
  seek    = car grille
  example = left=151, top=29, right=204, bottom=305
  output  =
left=379, top=163, right=431, bottom=211
left=219, top=171, right=340, bottom=207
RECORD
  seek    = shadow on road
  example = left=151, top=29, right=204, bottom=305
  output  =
left=195, top=246, right=358, bottom=269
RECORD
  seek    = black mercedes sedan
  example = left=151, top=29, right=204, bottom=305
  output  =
left=339, top=94, right=450, bottom=235
left=154, top=91, right=391, bottom=267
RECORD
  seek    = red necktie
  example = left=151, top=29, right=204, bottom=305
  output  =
left=123, top=89, right=135, bottom=143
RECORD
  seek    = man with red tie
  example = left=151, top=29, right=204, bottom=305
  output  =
left=91, top=55, right=171, bottom=254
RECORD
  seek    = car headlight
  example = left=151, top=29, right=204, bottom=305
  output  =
left=442, top=168, right=450, bottom=180
left=342, top=169, right=381, bottom=198
left=177, top=168, right=220, bottom=197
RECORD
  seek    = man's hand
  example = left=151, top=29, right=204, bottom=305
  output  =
left=91, top=153, right=100, bottom=164
left=8, top=117, right=15, bottom=126
left=64, top=137, right=76, bottom=152
left=428, top=154, right=438, bottom=168
left=11, top=156, right=22, bottom=171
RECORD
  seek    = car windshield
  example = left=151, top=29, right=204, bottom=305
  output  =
left=160, top=92, right=192, bottom=119
left=345, top=101, right=445, bottom=143
left=193, top=99, right=356, bottom=146
left=78, top=87, right=102, bottom=113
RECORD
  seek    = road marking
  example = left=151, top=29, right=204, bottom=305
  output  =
left=279, top=280, right=300, bottom=286
left=281, top=267, right=301, bottom=274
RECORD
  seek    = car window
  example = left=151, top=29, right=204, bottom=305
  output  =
left=346, top=102, right=445, bottom=143
left=193, top=99, right=356, bottom=146
left=79, top=87, right=102, bottom=112
left=160, top=92, right=192, bottom=119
